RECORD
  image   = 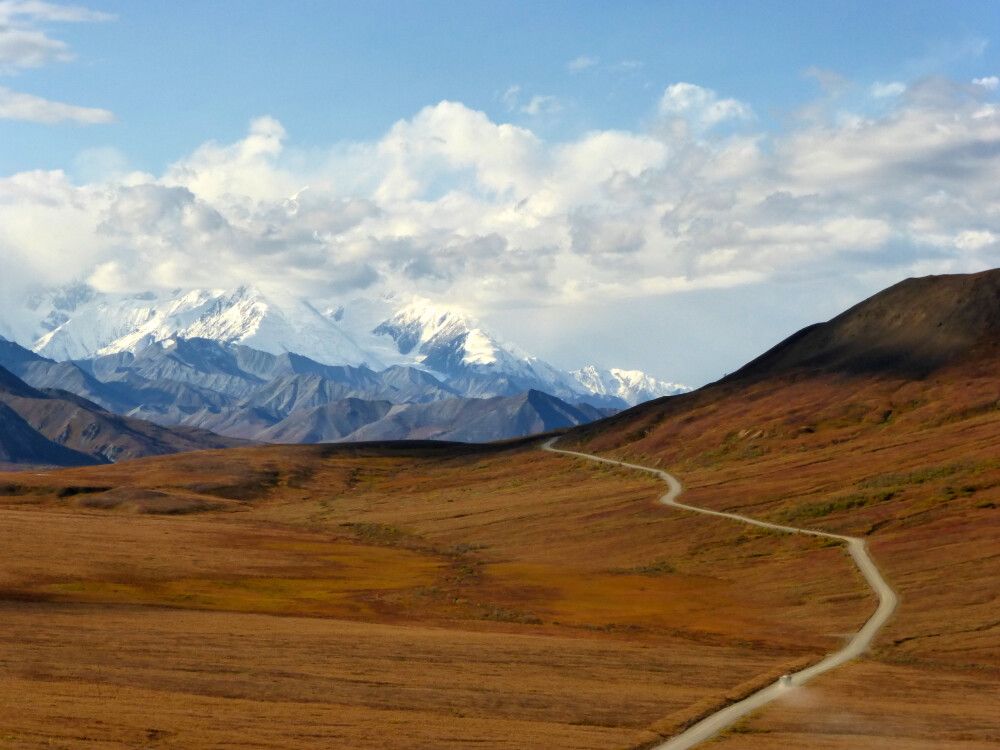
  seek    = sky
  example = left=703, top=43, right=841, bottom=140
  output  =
left=1, top=0, right=999, bottom=385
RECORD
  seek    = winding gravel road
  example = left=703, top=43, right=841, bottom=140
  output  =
left=542, top=437, right=898, bottom=750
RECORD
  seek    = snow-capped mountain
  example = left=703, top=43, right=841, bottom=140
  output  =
left=374, top=300, right=507, bottom=367
left=10, top=284, right=686, bottom=408
left=25, top=285, right=379, bottom=368
left=570, top=366, right=688, bottom=406
left=371, top=299, right=584, bottom=399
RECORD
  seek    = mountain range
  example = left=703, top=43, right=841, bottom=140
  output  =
left=9, top=270, right=995, bottom=468
left=0, top=284, right=687, bottom=464
left=8, top=284, right=685, bottom=406
left=3, top=269, right=996, bottom=748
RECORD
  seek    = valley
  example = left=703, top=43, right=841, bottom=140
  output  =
left=0, top=270, right=997, bottom=748
left=2, top=5, right=998, bottom=747
left=0, top=441, right=870, bottom=749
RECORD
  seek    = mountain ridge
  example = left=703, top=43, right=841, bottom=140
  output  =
left=0, top=334, right=610, bottom=448
left=724, top=269, right=1000, bottom=383
left=9, top=284, right=686, bottom=408
left=0, top=362, right=243, bottom=467
left=564, top=269, right=1000, bottom=454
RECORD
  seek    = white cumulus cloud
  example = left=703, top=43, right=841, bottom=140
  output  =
left=659, top=82, right=753, bottom=128
left=0, top=76, right=997, bottom=320
left=0, top=85, right=114, bottom=123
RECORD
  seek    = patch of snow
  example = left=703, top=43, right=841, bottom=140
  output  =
left=459, top=328, right=499, bottom=366
left=27, top=285, right=378, bottom=368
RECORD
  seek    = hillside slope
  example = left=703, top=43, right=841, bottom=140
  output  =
left=0, top=364, right=242, bottom=466
left=725, top=268, right=1000, bottom=381
left=1, top=270, right=995, bottom=748
left=0, top=402, right=97, bottom=468
left=562, top=269, right=1000, bottom=748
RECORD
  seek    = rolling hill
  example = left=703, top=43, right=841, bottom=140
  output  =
left=0, top=363, right=243, bottom=466
left=724, top=267, right=1000, bottom=381
left=560, top=268, right=1000, bottom=748
left=0, top=401, right=96, bottom=468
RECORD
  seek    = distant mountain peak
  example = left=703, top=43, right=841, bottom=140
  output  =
left=7, top=283, right=683, bottom=410
left=571, top=365, right=689, bottom=406
left=373, top=298, right=516, bottom=369
left=24, top=285, right=377, bottom=369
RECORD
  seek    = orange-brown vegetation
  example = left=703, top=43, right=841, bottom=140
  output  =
left=2, top=437, right=876, bottom=749
left=567, top=359, right=1000, bottom=747
left=3, top=270, right=998, bottom=749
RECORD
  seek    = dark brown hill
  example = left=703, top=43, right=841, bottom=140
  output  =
left=565, top=269, right=1000, bottom=452
left=0, top=401, right=96, bottom=467
left=725, top=268, right=1000, bottom=382
left=555, top=269, right=999, bottom=749
left=0, top=364, right=243, bottom=466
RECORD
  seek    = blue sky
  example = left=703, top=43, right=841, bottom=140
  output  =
left=4, top=0, right=999, bottom=174
left=1, top=1, right=999, bottom=383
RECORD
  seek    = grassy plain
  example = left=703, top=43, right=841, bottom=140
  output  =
left=1, top=437, right=874, bottom=749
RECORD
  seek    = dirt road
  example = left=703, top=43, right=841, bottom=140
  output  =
left=542, top=437, right=898, bottom=749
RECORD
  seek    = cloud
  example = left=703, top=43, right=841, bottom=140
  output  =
left=0, top=1, right=114, bottom=122
left=658, top=82, right=753, bottom=128
left=870, top=81, right=906, bottom=98
left=500, top=86, right=562, bottom=116
left=954, top=229, right=997, bottom=251
left=0, top=0, right=112, bottom=71
left=520, top=94, right=562, bottom=116
left=0, top=85, right=114, bottom=123
left=612, top=59, right=643, bottom=73
left=0, top=1, right=114, bottom=24
left=973, top=75, right=998, bottom=91
left=566, top=56, right=642, bottom=75
left=500, top=84, right=520, bottom=111
left=803, top=66, right=850, bottom=94
left=567, top=55, right=598, bottom=72
left=163, top=115, right=289, bottom=202
left=0, top=26, right=72, bottom=71
left=0, top=76, right=997, bottom=321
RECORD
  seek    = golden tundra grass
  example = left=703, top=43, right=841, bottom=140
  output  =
left=1, top=358, right=997, bottom=749
left=1, top=443, right=866, bottom=749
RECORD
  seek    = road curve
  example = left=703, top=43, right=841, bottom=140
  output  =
left=541, top=437, right=898, bottom=750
